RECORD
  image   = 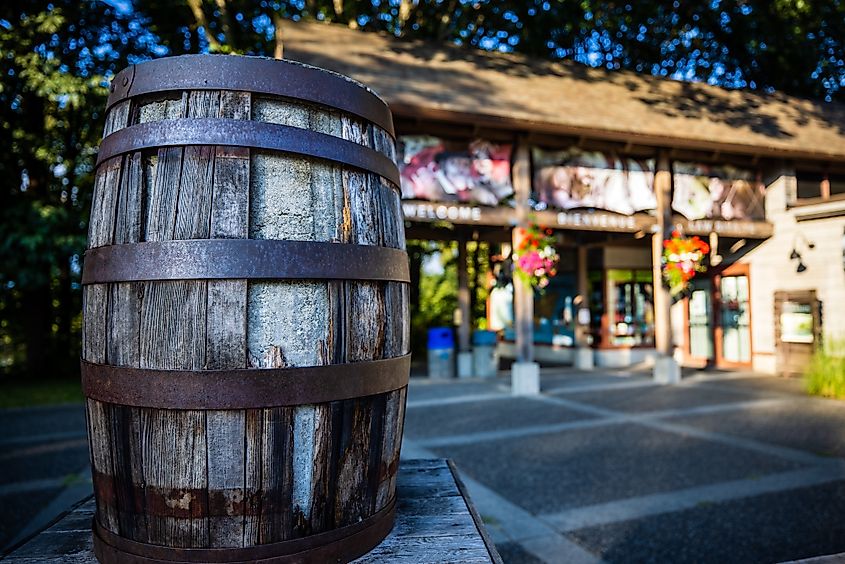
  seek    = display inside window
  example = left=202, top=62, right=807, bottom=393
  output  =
left=607, top=270, right=655, bottom=347
left=720, top=275, right=751, bottom=363
left=397, top=136, right=513, bottom=205
left=780, top=302, right=814, bottom=344
left=532, top=147, right=656, bottom=215
left=534, top=272, right=576, bottom=347
left=672, top=163, right=765, bottom=221
left=688, top=285, right=713, bottom=359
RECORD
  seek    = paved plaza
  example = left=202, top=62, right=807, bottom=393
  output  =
left=3, top=368, right=845, bottom=562
left=402, top=368, right=845, bottom=563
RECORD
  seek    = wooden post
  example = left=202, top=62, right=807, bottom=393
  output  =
left=456, top=238, right=473, bottom=377
left=575, top=245, right=590, bottom=347
left=457, top=238, right=471, bottom=353
left=574, top=244, right=594, bottom=369
left=510, top=140, right=539, bottom=394
left=512, top=142, right=533, bottom=365
left=652, top=151, right=680, bottom=383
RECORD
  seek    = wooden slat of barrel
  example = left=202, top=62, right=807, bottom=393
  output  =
left=82, top=56, right=407, bottom=561
left=206, top=91, right=251, bottom=548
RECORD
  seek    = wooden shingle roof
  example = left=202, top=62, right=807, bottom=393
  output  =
left=282, top=20, right=845, bottom=163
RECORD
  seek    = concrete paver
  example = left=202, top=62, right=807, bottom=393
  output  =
left=429, top=423, right=803, bottom=514
left=568, top=479, right=845, bottom=564
left=0, top=404, right=88, bottom=553
left=404, top=369, right=845, bottom=563
left=561, top=383, right=766, bottom=413
left=667, top=400, right=845, bottom=458
left=405, top=397, right=596, bottom=440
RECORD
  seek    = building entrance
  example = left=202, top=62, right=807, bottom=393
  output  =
left=717, top=270, right=752, bottom=366
left=774, top=290, right=822, bottom=377
left=688, top=282, right=713, bottom=361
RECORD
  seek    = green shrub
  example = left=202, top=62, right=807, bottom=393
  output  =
left=805, top=338, right=845, bottom=399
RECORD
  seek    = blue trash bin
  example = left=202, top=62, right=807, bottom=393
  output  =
left=472, top=330, right=499, bottom=378
left=427, top=327, right=455, bottom=379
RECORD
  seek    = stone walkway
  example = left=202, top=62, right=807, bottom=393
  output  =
left=401, top=368, right=845, bottom=564
left=0, top=403, right=90, bottom=554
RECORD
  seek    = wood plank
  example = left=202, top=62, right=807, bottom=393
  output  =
left=309, top=109, right=346, bottom=243
left=243, top=409, right=262, bottom=545
left=86, top=399, right=118, bottom=533
left=334, top=398, right=372, bottom=527
left=107, top=145, right=146, bottom=542
left=303, top=403, right=334, bottom=535
left=371, top=125, right=396, bottom=162
left=139, top=281, right=206, bottom=370
left=87, top=157, right=122, bottom=249
left=297, top=108, right=348, bottom=537
left=206, top=410, right=245, bottom=547
left=81, top=284, right=108, bottom=365
left=247, top=99, right=336, bottom=541
left=134, top=91, right=211, bottom=548
left=206, top=90, right=250, bottom=548
left=174, top=91, right=219, bottom=240
left=258, top=407, right=294, bottom=543
left=139, top=408, right=208, bottom=547
left=103, top=100, right=131, bottom=137
left=108, top=405, right=146, bottom=540
left=143, top=95, right=186, bottom=242
left=84, top=99, right=129, bottom=541
left=5, top=460, right=498, bottom=564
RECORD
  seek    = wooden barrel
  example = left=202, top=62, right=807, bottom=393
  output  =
left=81, top=55, right=409, bottom=563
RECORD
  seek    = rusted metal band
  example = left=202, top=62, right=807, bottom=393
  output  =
left=81, top=355, right=410, bottom=409
left=95, top=118, right=400, bottom=186
left=92, top=465, right=400, bottom=519
left=82, top=240, right=410, bottom=285
left=92, top=497, right=396, bottom=563
left=107, top=55, right=395, bottom=137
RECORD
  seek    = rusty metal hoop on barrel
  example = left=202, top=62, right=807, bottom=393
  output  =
left=83, top=54, right=408, bottom=564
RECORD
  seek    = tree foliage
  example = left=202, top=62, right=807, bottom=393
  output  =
left=0, top=1, right=158, bottom=375
left=136, top=0, right=845, bottom=101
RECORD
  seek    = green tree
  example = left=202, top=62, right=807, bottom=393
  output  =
left=134, top=1, right=845, bottom=101
left=0, top=1, right=157, bottom=375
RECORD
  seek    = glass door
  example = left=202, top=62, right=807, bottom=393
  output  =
left=688, top=283, right=713, bottom=360
left=719, top=274, right=751, bottom=364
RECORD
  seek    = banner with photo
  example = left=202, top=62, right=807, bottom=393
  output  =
left=532, top=148, right=656, bottom=215
left=397, top=136, right=513, bottom=205
left=672, top=163, right=765, bottom=221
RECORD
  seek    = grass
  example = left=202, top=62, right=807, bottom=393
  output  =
left=0, top=376, right=83, bottom=408
left=804, top=338, right=845, bottom=400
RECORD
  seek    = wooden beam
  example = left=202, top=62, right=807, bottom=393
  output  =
left=575, top=245, right=590, bottom=348
left=456, top=238, right=471, bottom=353
left=653, top=151, right=673, bottom=357
left=512, top=140, right=534, bottom=363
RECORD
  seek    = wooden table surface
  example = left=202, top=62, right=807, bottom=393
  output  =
left=4, top=458, right=502, bottom=564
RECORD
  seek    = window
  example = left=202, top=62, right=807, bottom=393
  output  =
left=795, top=171, right=845, bottom=201
left=796, top=171, right=823, bottom=200
left=829, top=173, right=845, bottom=197
left=606, top=269, right=655, bottom=347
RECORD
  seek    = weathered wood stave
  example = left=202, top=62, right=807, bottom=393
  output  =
left=82, top=55, right=408, bottom=563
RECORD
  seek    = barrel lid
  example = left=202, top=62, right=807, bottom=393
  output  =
left=106, top=54, right=395, bottom=137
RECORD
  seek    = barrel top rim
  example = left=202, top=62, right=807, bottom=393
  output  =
left=107, top=54, right=395, bottom=136
left=126, top=54, right=391, bottom=106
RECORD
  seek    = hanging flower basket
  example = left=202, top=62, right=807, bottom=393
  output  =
left=513, top=223, right=559, bottom=290
left=662, top=230, right=710, bottom=296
